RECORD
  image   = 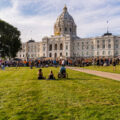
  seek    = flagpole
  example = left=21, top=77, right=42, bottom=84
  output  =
left=107, top=21, right=109, bottom=33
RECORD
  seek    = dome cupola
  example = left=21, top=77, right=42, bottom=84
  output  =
left=54, top=5, right=77, bottom=36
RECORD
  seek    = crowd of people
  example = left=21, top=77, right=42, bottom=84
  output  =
left=0, top=58, right=120, bottom=80
left=0, top=59, right=64, bottom=68
left=0, top=59, right=67, bottom=80
left=0, top=58, right=120, bottom=70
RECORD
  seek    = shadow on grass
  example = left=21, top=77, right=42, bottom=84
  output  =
left=32, top=77, right=99, bottom=81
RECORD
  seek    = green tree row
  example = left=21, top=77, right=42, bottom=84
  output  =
left=0, top=19, right=21, bottom=59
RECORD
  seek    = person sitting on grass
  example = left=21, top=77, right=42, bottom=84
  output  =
left=38, top=69, right=45, bottom=80
left=48, top=70, right=55, bottom=80
left=60, top=65, right=66, bottom=75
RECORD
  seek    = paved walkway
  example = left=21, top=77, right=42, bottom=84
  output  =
left=67, top=67, right=120, bottom=81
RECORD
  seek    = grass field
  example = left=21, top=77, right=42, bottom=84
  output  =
left=81, top=65, right=120, bottom=74
left=0, top=67, right=120, bottom=120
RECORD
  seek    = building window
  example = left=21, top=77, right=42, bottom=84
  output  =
left=49, top=53, right=52, bottom=57
left=91, top=45, right=94, bottom=49
left=55, top=44, right=57, bottom=50
left=103, top=40, right=105, bottom=43
left=102, top=51, right=105, bottom=55
left=70, top=28, right=72, bottom=32
left=116, top=45, right=118, bottom=48
left=97, top=40, right=99, bottom=43
left=115, top=51, right=118, bottom=56
left=102, top=44, right=105, bottom=49
left=66, top=52, right=68, bottom=56
left=60, top=43, right=63, bottom=50
left=43, top=44, right=45, bottom=51
left=82, top=52, right=84, bottom=56
left=60, top=52, right=62, bottom=56
left=97, top=45, right=99, bottom=49
left=65, top=27, right=67, bottom=31
left=82, top=46, right=84, bottom=50
left=73, top=53, right=76, bottom=57
left=108, top=51, right=111, bottom=55
left=86, top=52, right=88, bottom=55
left=97, top=51, right=99, bottom=56
left=108, top=44, right=111, bottom=48
left=116, top=40, right=118, bottom=43
left=66, top=45, right=68, bottom=50
left=49, top=44, right=52, bottom=51
left=108, top=39, right=111, bottom=43
left=54, top=53, right=57, bottom=58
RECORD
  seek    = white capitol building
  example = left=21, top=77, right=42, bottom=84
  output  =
left=17, top=6, right=120, bottom=60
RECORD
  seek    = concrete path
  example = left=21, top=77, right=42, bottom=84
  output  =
left=67, top=67, right=120, bottom=81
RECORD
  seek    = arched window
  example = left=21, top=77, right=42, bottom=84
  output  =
left=65, top=27, right=67, bottom=31
left=102, top=51, right=105, bottom=55
left=60, top=52, right=62, bottom=56
left=108, top=44, right=111, bottom=48
left=66, top=45, right=68, bottom=50
left=54, top=53, right=57, bottom=58
left=55, top=44, right=57, bottom=50
left=49, top=53, right=52, bottom=57
left=66, top=52, right=68, bottom=56
left=108, top=51, right=111, bottom=55
left=60, top=43, right=63, bottom=50
left=49, top=44, right=52, bottom=51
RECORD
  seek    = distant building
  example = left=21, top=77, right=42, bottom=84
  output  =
left=17, top=6, right=120, bottom=60
left=17, top=40, right=42, bottom=60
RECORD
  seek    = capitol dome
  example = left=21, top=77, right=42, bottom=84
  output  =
left=54, top=5, right=77, bottom=36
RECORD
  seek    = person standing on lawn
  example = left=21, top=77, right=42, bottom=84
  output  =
left=112, top=59, right=117, bottom=71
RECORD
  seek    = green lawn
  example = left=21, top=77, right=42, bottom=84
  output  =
left=0, top=67, right=120, bottom=120
left=81, top=65, right=120, bottom=74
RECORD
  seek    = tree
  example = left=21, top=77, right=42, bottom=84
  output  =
left=0, top=19, right=22, bottom=59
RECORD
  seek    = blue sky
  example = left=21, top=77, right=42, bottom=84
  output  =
left=0, top=0, right=120, bottom=42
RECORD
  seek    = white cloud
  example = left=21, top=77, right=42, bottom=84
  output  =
left=0, top=0, right=120, bottom=42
